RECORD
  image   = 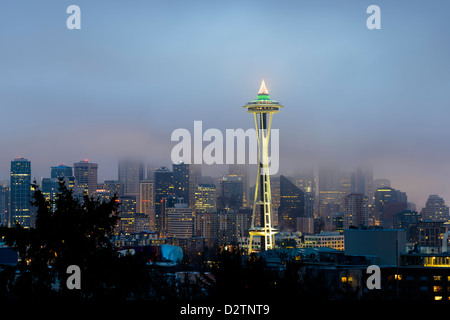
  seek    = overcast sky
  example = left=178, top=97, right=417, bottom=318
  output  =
left=1, top=0, right=450, bottom=209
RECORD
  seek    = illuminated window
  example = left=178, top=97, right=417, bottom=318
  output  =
left=395, top=274, right=402, bottom=280
left=434, top=286, right=442, bottom=292
left=341, top=276, right=347, bottom=283
left=434, top=276, right=442, bottom=281
left=435, top=296, right=443, bottom=300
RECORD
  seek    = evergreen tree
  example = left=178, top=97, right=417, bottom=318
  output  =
left=0, top=181, right=150, bottom=300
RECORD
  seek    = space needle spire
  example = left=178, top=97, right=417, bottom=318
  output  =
left=243, top=79, right=283, bottom=254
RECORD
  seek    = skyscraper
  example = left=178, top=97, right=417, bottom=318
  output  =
left=51, top=164, right=73, bottom=180
left=194, top=184, right=217, bottom=213
left=188, top=164, right=202, bottom=208
left=420, top=195, right=449, bottom=222
left=343, top=193, right=369, bottom=229
left=294, top=169, right=315, bottom=218
left=154, top=167, right=174, bottom=236
left=350, top=167, right=373, bottom=196
left=118, top=159, right=144, bottom=197
left=394, top=209, right=419, bottom=241
left=73, top=159, right=98, bottom=197
left=118, top=195, right=136, bottom=235
left=244, top=79, right=283, bottom=253
left=51, top=164, right=75, bottom=190
left=374, top=187, right=407, bottom=227
left=96, top=180, right=122, bottom=202
left=173, top=161, right=190, bottom=205
left=318, top=165, right=345, bottom=219
left=167, top=201, right=194, bottom=238
left=270, top=176, right=280, bottom=226
left=220, top=176, right=243, bottom=211
left=279, top=175, right=305, bottom=232
left=10, top=157, right=31, bottom=228
left=228, top=164, right=249, bottom=208
left=41, top=177, right=59, bottom=211
left=102, top=180, right=123, bottom=197
left=0, top=185, right=10, bottom=227
left=139, top=180, right=155, bottom=230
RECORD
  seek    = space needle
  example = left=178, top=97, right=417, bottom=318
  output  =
left=244, top=79, right=283, bottom=254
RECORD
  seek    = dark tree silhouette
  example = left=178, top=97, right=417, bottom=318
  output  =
left=0, top=181, right=150, bottom=301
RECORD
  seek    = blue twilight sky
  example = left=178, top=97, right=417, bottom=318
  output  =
left=1, top=0, right=450, bottom=209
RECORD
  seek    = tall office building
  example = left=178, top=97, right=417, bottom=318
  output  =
left=102, top=180, right=123, bottom=197
left=50, top=164, right=75, bottom=191
left=270, top=176, right=281, bottom=226
left=118, top=159, right=144, bottom=196
left=228, top=164, right=249, bottom=208
left=41, top=177, right=59, bottom=211
left=420, top=195, right=449, bottom=222
left=194, top=184, right=217, bottom=213
left=394, top=209, right=419, bottom=242
left=173, top=161, right=190, bottom=204
left=351, top=167, right=373, bottom=196
left=236, top=208, right=252, bottom=238
left=343, top=193, right=369, bottom=229
left=73, top=160, right=98, bottom=197
left=220, top=176, right=243, bottom=211
left=167, top=202, right=194, bottom=238
left=118, top=195, right=136, bottom=235
left=51, top=164, right=73, bottom=180
left=154, top=167, right=174, bottom=236
left=10, top=157, right=32, bottom=228
left=278, top=175, right=305, bottom=232
left=217, top=211, right=237, bottom=245
left=371, top=178, right=391, bottom=197
left=139, top=180, right=154, bottom=230
left=96, top=180, right=122, bottom=202
left=194, top=212, right=218, bottom=245
left=318, top=166, right=345, bottom=218
left=294, top=170, right=315, bottom=218
left=374, top=187, right=407, bottom=228
left=188, top=164, right=202, bottom=208
left=0, top=186, right=10, bottom=226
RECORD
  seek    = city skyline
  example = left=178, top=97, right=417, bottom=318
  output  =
left=2, top=1, right=450, bottom=212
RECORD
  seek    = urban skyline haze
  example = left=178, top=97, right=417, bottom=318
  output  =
left=1, top=1, right=450, bottom=210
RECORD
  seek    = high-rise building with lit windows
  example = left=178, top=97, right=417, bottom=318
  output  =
left=188, top=164, right=201, bottom=208
left=0, top=185, right=9, bottom=226
left=51, top=164, right=75, bottom=190
left=173, top=161, right=190, bottom=205
left=374, top=187, right=407, bottom=227
left=10, top=157, right=31, bottom=228
left=279, top=175, right=305, bottom=232
left=154, top=167, right=174, bottom=236
left=41, top=177, right=59, bottom=212
left=167, top=202, right=194, bottom=238
left=51, top=164, right=73, bottom=180
left=74, top=159, right=98, bottom=197
left=194, top=184, right=216, bottom=213
left=118, top=195, right=136, bottom=235
left=139, top=180, right=154, bottom=230
left=343, top=193, right=369, bottom=229
left=420, top=194, right=449, bottom=222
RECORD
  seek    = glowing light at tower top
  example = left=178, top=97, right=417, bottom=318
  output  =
left=244, top=79, right=284, bottom=113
